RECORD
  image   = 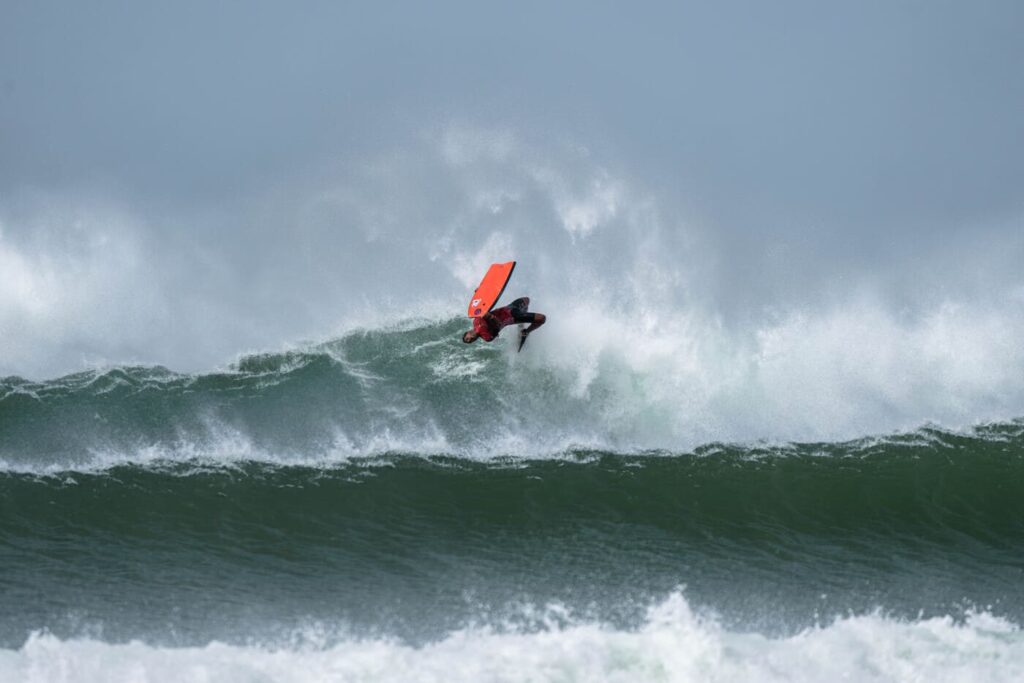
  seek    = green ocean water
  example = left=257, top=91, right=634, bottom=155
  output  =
left=1, top=321, right=1023, bottom=680
left=2, top=433, right=1023, bottom=648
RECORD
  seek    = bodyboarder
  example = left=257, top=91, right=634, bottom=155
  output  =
left=462, top=297, right=546, bottom=350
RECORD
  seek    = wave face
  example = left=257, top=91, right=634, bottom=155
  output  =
left=2, top=322, right=1024, bottom=680
left=1, top=428, right=1023, bottom=652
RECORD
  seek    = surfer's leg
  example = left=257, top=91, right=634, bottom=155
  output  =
left=514, top=312, right=545, bottom=333
left=509, top=298, right=543, bottom=335
left=509, top=297, right=529, bottom=316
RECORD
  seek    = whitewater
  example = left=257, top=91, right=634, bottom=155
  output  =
left=4, top=0, right=1024, bottom=676
left=3, top=309, right=1024, bottom=471
left=4, top=597, right=1023, bottom=683
left=2, top=112, right=1023, bottom=683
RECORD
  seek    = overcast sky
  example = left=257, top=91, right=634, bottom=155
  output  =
left=1, top=0, right=1022, bottom=378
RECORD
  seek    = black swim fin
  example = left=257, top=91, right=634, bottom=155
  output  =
left=517, top=328, right=529, bottom=352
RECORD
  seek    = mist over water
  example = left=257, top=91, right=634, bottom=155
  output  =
left=3, top=108, right=1024, bottom=683
left=3, top=2, right=1024, bottom=680
left=3, top=127, right=1023, bottom=447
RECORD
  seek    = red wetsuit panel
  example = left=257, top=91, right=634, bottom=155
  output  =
left=472, top=306, right=514, bottom=341
left=491, top=306, right=515, bottom=326
left=472, top=316, right=495, bottom=341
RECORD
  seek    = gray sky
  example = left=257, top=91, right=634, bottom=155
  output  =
left=1, top=0, right=1023, bottom=379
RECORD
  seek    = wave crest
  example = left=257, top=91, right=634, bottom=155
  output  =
left=2, top=313, right=1024, bottom=470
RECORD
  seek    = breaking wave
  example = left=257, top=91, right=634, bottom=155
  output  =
left=2, top=311, right=1023, bottom=471
left=3, top=593, right=1021, bottom=683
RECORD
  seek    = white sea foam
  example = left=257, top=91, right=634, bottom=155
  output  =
left=522, top=292, right=1024, bottom=447
left=3, top=127, right=1023, bottom=464
left=1, top=594, right=1021, bottom=683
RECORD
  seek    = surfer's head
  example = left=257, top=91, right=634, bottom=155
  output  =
left=462, top=330, right=479, bottom=344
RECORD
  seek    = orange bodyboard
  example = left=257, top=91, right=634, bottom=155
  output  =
left=467, top=261, right=516, bottom=317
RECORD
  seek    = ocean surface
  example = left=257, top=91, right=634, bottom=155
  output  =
left=1, top=319, right=1022, bottom=681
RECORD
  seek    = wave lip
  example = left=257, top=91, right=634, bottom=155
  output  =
left=3, top=594, right=1022, bottom=683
